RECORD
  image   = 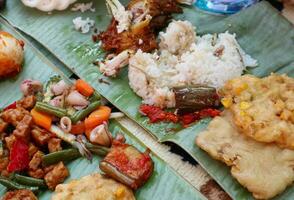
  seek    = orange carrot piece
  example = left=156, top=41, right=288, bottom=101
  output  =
left=75, top=79, right=94, bottom=97
left=84, top=106, right=111, bottom=131
left=70, top=121, right=85, bottom=135
left=31, top=108, right=52, bottom=131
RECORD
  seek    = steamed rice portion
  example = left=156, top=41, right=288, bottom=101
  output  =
left=128, top=20, right=257, bottom=108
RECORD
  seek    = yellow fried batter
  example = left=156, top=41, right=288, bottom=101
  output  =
left=220, top=74, right=294, bottom=149
left=196, top=112, right=294, bottom=199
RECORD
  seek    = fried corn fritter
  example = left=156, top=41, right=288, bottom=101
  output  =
left=220, top=74, right=294, bottom=149
left=0, top=31, right=24, bottom=79
left=196, top=112, right=294, bottom=200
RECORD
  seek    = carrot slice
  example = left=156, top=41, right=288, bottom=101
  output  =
left=75, top=79, right=94, bottom=97
left=84, top=106, right=111, bottom=131
left=70, top=121, right=85, bottom=135
left=31, top=108, right=52, bottom=130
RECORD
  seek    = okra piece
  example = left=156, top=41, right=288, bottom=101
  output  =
left=14, top=174, right=46, bottom=188
left=42, top=149, right=81, bottom=166
left=71, top=101, right=100, bottom=124
left=0, top=177, right=39, bottom=191
left=35, top=102, right=67, bottom=118
left=173, top=85, right=220, bottom=111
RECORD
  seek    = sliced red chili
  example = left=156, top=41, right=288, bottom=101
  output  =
left=3, top=102, right=17, bottom=111
left=7, top=139, right=29, bottom=173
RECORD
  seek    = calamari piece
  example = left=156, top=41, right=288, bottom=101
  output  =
left=100, top=50, right=133, bottom=77
left=196, top=112, right=294, bottom=199
left=21, top=0, right=76, bottom=12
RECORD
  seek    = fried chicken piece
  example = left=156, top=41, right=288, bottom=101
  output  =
left=0, top=31, right=24, bottom=79
left=28, top=168, right=45, bottom=179
left=5, top=134, right=16, bottom=150
left=98, top=0, right=182, bottom=54
left=16, top=95, right=36, bottom=110
left=13, top=114, right=33, bottom=141
left=1, top=107, right=29, bottom=126
left=48, top=138, right=62, bottom=153
left=29, top=151, right=44, bottom=170
left=44, top=161, right=69, bottom=190
left=220, top=74, right=294, bottom=149
left=196, top=112, right=294, bottom=199
left=2, top=189, right=37, bottom=200
left=31, top=126, right=51, bottom=146
left=0, top=118, right=8, bottom=133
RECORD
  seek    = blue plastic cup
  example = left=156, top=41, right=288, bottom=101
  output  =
left=195, top=0, right=259, bottom=14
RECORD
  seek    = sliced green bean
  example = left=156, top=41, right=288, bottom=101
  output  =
left=14, top=174, right=46, bottom=188
left=0, top=177, right=39, bottom=191
left=42, top=149, right=81, bottom=166
left=35, top=102, right=67, bottom=118
left=89, top=91, right=101, bottom=102
left=85, top=142, right=109, bottom=156
left=71, top=101, right=100, bottom=124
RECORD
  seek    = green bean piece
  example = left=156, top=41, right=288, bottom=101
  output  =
left=42, top=149, right=81, bottom=166
left=14, top=174, right=46, bottom=188
left=71, top=101, right=100, bottom=124
left=85, top=142, right=109, bottom=156
left=35, top=102, right=68, bottom=118
left=0, top=177, right=39, bottom=191
left=89, top=91, right=101, bottom=102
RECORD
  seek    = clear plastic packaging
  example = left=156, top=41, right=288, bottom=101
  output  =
left=195, top=0, right=259, bottom=14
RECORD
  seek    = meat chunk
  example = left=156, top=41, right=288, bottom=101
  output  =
left=0, top=157, right=9, bottom=177
left=48, top=138, right=62, bottom=153
left=0, top=118, right=8, bottom=133
left=5, top=134, right=16, bottom=150
left=31, top=126, right=51, bottom=146
left=2, top=189, right=37, bottom=200
left=44, top=162, right=69, bottom=190
left=29, top=151, right=43, bottom=170
left=28, top=168, right=45, bottom=179
left=1, top=107, right=29, bottom=126
left=16, top=95, right=36, bottom=110
left=28, top=143, right=38, bottom=159
left=13, top=114, right=33, bottom=141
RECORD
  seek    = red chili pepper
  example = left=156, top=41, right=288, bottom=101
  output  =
left=3, top=102, right=17, bottom=111
left=7, top=139, right=29, bottom=173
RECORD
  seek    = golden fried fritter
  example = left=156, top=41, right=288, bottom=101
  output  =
left=196, top=112, right=294, bottom=199
left=220, top=74, right=294, bottom=149
left=0, top=31, right=24, bottom=79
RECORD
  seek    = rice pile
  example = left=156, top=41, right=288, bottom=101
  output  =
left=128, top=20, right=257, bottom=108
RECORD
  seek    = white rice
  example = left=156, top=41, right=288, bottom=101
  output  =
left=128, top=20, right=257, bottom=108
left=72, top=17, right=95, bottom=34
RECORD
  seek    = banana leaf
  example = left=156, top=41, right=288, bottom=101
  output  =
left=0, top=19, right=205, bottom=200
left=1, top=1, right=294, bottom=199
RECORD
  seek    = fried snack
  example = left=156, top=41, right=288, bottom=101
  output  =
left=52, top=173, right=135, bottom=200
left=97, top=0, right=182, bottom=54
left=220, top=74, right=294, bottom=149
left=196, top=112, right=294, bottom=199
left=0, top=31, right=24, bottom=78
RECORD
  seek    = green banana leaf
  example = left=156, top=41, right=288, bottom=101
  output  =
left=1, top=1, right=294, bottom=199
left=0, top=20, right=205, bottom=200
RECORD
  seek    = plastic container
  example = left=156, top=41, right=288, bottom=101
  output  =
left=195, top=0, right=259, bottom=14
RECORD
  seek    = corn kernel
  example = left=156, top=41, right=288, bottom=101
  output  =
left=116, top=187, right=125, bottom=198
left=234, top=83, right=248, bottom=95
left=239, top=101, right=251, bottom=110
left=240, top=110, right=246, bottom=116
left=221, top=98, right=232, bottom=108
